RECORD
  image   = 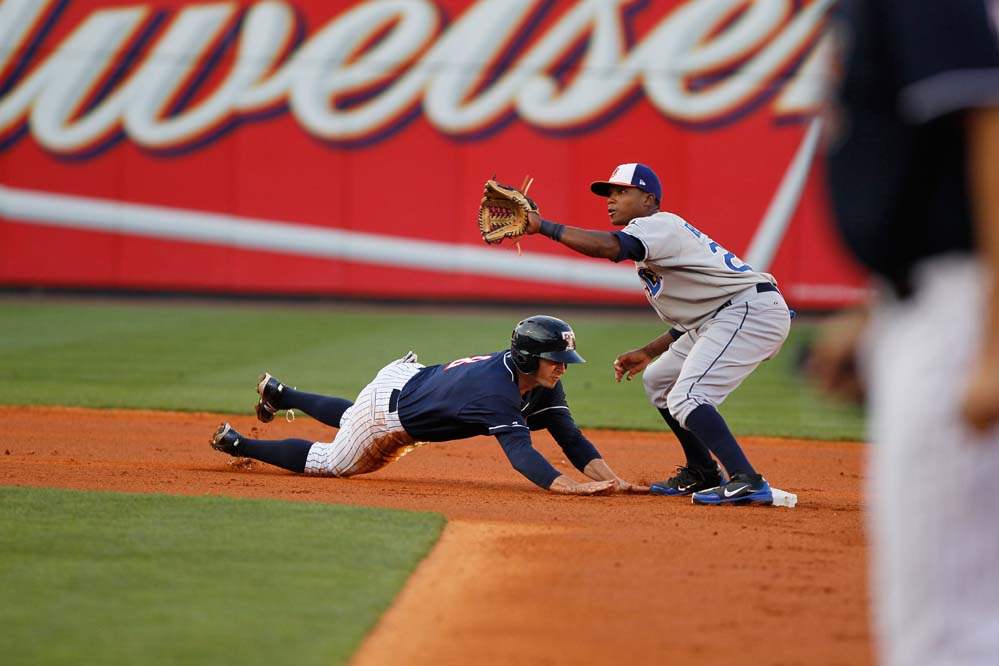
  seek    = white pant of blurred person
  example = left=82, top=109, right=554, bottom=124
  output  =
left=864, top=256, right=999, bottom=665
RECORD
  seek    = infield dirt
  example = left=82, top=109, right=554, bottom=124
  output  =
left=1, top=405, right=870, bottom=665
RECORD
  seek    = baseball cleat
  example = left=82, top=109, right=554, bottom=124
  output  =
left=210, top=422, right=243, bottom=456
left=692, top=472, right=772, bottom=505
left=255, top=372, right=285, bottom=423
left=650, top=464, right=724, bottom=496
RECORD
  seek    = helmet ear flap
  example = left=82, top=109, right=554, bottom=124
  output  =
left=512, top=349, right=539, bottom=374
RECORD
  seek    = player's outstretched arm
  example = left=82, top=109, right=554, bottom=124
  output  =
left=538, top=402, right=643, bottom=492
left=547, top=476, right=616, bottom=496
left=581, top=458, right=649, bottom=494
left=524, top=211, right=621, bottom=259
left=496, top=430, right=614, bottom=494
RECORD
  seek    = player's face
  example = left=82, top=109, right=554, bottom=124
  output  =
left=605, top=185, right=655, bottom=226
left=535, top=358, right=567, bottom=388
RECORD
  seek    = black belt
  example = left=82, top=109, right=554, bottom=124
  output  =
left=388, top=388, right=401, bottom=413
left=717, top=282, right=778, bottom=313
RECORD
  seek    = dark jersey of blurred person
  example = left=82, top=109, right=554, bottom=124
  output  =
left=824, top=1, right=999, bottom=665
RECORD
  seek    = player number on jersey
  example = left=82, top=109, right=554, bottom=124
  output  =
left=445, top=355, right=492, bottom=370
left=684, top=222, right=753, bottom=273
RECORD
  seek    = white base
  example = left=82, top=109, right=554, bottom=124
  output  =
left=770, top=488, right=797, bottom=508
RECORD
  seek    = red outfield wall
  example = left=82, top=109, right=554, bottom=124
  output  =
left=0, top=0, right=866, bottom=307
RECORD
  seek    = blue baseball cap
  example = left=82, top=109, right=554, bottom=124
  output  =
left=590, top=163, right=662, bottom=202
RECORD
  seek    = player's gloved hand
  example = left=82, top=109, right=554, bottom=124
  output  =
left=548, top=476, right=616, bottom=496
left=614, top=349, right=653, bottom=382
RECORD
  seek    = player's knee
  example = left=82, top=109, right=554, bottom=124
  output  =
left=642, top=367, right=674, bottom=409
left=665, top=389, right=703, bottom=429
left=641, top=372, right=663, bottom=407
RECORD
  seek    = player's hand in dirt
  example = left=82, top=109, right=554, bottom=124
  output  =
left=612, top=478, right=650, bottom=494
left=614, top=349, right=652, bottom=382
left=579, top=459, right=646, bottom=493
left=549, top=477, right=616, bottom=496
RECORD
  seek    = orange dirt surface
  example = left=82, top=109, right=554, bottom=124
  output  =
left=0, top=406, right=871, bottom=665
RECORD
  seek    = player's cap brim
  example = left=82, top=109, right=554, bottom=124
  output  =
left=540, top=349, right=586, bottom=364
left=590, top=180, right=639, bottom=197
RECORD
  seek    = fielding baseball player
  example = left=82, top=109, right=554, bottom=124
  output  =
left=519, top=164, right=791, bottom=505
left=815, top=1, right=999, bottom=663
left=210, top=316, right=646, bottom=496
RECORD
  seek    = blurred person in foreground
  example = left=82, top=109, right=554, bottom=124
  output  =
left=812, top=1, right=999, bottom=664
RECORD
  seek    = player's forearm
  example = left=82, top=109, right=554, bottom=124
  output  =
left=960, top=105, right=999, bottom=431
left=582, top=458, right=618, bottom=482
left=547, top=417, right=601, bottom=472
left=536, top=220, right=621, bottom=259
left=971, top=106, right=999, bottom=347
left=496, top=432, right=561, bottom=489
left=641, top=331, right=677, bottom=358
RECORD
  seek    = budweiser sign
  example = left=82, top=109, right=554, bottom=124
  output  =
left=2, top=0, right=831, bottom=154
left=0, top=0, right=868, bottom=307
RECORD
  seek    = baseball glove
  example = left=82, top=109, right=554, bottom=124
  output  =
left=478, top=178, right=537, bottom=245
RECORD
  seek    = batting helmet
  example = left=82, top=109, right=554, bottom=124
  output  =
left=510, top=315, right=586, bottom=374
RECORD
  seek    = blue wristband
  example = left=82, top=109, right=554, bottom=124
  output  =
left=539, top=219, right=565, bottom=242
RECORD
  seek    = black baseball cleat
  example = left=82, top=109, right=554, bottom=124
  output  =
left=650, top=464, right=725, bottom=496
left=210, top=422, right=243, bottom=456
left=255, top=372, right=285, bottom=423
left=692, top=472, right=772, bottom=505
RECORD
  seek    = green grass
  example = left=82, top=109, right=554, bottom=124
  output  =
left=0, top=299, right=864, bottom=439
left=0, top=300, right=864, bottom=665
left=0, top=486, right=444, bottom=666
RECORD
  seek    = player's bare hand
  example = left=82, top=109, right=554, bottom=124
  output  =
left=575, top=479, right=617, bottom=495
left=961, top=355, right=999, bottom=431
left=614, top=349, right=652, bottom=382
left=525, top=210, right=541, bottom=234
left=548, top=477, right=616, bottom=496
left=613, top=478, right=650, bottom=494
left=805, top=307, right=868, bottom=403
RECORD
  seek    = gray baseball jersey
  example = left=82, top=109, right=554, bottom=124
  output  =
left=619, top=212, right=777, bottom=331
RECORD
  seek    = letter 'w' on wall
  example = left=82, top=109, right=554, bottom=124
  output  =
left=0, top=0, right=867, bottom=307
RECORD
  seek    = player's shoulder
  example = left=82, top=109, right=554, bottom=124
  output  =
left=452, top=351, right=519, bottom=388
left=622, top=211, right=688, bottom=236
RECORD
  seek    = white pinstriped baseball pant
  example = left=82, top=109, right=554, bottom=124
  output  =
left=866, top=256, right=999, bottom=665
left=304, top=354, right=425, bottom=477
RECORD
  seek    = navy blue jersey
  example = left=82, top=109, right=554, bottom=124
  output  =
left=397, top=351, right=601, bottom=487
left=827, top=0, right=999, bottom=295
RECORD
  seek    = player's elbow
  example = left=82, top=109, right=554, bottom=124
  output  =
left=596, top=235, right=622, bottom=260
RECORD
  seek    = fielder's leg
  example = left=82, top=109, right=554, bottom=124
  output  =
left=667, top=294, right=789, bottom=466
left=643, top=336, right=723, bottom=494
